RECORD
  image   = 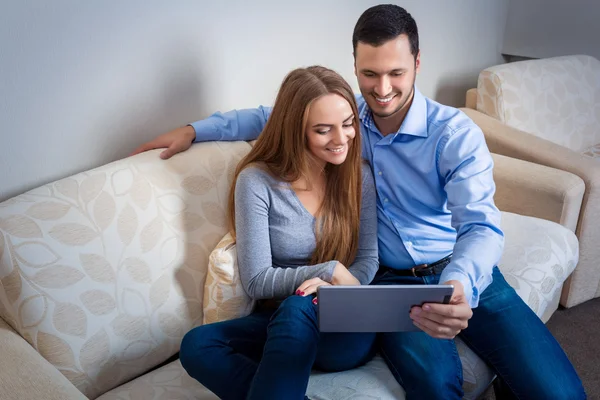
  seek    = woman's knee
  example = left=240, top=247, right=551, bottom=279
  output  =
left=266, top=295, right=319, bottom=351
left=273, top=295, right=317, bottom=322
left=180, top=325, right=221, bottom=372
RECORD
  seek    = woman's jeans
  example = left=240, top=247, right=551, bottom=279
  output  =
left=180, top=295, right=376, bottom=400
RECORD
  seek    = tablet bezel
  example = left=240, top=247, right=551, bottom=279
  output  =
left=317, top=284, right=454, bottom=332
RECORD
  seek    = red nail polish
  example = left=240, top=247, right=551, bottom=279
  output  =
left=300, top=291, right=305, bottom=296
left=312, top=298, right=318, bottom=305
left=296, top=290, right=301, bottom=295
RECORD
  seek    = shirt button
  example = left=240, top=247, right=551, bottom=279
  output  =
left=384, top=198, right=388, bottom=203
left=378, top=171, right=382, bottom=176
left=406, top=241, right=413, bottom=247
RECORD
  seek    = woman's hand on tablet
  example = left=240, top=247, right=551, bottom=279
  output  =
left=296, top=278, right=331, bottom=298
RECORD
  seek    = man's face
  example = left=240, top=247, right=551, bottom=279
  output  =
left=354, top=35, right=420, bottom=119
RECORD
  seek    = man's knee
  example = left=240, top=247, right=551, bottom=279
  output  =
left=314, top=333, right=376, bottom=372
left=403, top=371, right=463, bottom=400
left=378, top=333, right=463, bottom=400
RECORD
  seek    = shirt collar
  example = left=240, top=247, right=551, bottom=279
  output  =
left=399, top=87, right=428, bottom=137
left=359, top=86, right=429, bottom=138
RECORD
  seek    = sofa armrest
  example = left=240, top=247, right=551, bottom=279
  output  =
left=492, top=154, right=584, bottom=232
left=461, top=108, right=600, bottom=185
left=462, top=108, right=600, bottom=228
left=0, top=317, right=86, bottom=400
left=465, top=88, right=477, bottom=109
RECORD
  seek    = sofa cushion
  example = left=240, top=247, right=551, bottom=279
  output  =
left=96, top=210, right=577, bottom=400
left=203, top=232, right=254, bottom=325
left=476, top=55, right=600, bottom=152
left=0, top=142, right=252, bottom=398
left=96, top=346, right=492, bottom=400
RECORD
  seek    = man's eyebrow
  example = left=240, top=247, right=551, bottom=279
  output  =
left=361, top=68, right=406, bottom=74
left=312, top=114, right=355, bottom=128
left=361, top=69, right=378, bottom=75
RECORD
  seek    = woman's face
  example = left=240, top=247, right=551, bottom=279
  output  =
left=305, top=93, right=356, bottom=167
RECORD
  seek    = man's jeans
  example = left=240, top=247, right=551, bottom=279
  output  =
left=180, top=295, right=376, bottom=400
left=372, top=266, right=587, bottom=400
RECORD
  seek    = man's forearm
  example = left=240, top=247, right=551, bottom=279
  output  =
left=190, top=106, right=271, bottom=142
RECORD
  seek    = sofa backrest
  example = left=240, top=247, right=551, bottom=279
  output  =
left=476, top=55, right=600, bottom=152
left=0, top=141, right=251, bottom=398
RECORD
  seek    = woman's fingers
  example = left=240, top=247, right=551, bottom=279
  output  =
left=296, top=278, right=326, bottom=295
left=301, top=281, right=332, bottom=296
left=295, top=278, right=331, bottom=306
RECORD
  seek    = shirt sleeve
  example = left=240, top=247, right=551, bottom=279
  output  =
left=234, top=168, right=337, bottom=300
left=190, top=106, right=272, bottom=142
left=437, top=124, right=505, bottom=308
left=347, top=165, right=379, bottom=284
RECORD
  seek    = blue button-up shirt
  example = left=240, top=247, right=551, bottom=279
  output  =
left=191, top=87, right=504, bottom=307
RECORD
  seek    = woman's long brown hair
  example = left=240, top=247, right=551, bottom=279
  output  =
left=227, top=66, right=362, bottom=267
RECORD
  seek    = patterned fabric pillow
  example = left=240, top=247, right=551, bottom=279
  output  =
left=582, top=143, right=600, bottom=159
left=203, top=233, right=255, bottom=325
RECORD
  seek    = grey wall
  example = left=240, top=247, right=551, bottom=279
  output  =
left=0, top=0, right=509, bottom=202
left=503, top=0, right=600, bottom=60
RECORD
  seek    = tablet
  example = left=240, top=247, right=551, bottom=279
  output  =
left=317, top=285, right=454, bottom=332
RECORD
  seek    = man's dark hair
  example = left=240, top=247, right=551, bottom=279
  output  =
left=352, top=4, right=419, bottom=59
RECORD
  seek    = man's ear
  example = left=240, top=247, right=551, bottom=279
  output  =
left=415, top=51, right=421, bottom=74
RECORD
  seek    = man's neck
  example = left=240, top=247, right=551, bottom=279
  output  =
left=372, top=90, right=415, bottom=136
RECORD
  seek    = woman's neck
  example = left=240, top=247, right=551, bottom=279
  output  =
left=293, top=162, right=326, bottom=192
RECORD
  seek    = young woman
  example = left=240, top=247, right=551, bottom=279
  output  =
left=180, top=66, right=379, bottom=400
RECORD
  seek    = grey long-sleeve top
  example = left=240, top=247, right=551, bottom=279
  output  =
left=235, top=163, right=379, bottom=300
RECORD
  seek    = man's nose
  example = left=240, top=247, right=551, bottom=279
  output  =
left=375, top=76, right=392, bottom=97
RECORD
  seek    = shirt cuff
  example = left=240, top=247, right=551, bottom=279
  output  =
left=189, top=120, right=220, bottom=142
left=321, top=260, right=339, bottom=283
left=439, top=270, right=475, bottom=308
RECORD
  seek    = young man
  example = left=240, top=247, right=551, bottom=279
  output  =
left=132, top=5, right=585, bottom=399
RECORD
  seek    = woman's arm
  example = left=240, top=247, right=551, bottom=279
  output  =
left=235, top=168, right=338, bottom=300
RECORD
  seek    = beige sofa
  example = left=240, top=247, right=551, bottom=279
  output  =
left=0, top=141, right=584, bottom=400
left=462, top=54, right=600, bottom=308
